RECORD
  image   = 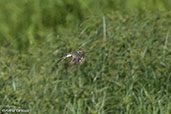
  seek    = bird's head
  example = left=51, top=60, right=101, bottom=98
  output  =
left=77, top=50, right=83, bottom=55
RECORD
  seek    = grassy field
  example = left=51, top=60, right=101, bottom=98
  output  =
left=0, top=11, right=171, bottom=113
left=0, top=0, right=171, bottom=51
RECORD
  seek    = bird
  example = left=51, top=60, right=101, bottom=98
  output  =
left=59, top=50, right=83, bottom=67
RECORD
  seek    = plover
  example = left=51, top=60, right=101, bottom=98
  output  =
left=59, top=50, right=83, bottom=67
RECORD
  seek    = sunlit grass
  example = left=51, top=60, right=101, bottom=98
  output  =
left=0, top=12, right=171, bottom=114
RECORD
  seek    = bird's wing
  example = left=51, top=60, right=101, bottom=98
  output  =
left=69, top=56, right=83, bottom=67
left=58, top=53, right=72, bottom=62
left=69, top=59, right=78, bottom=67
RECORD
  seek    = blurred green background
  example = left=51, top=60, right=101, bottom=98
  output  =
left=0, top=0, right=171, bottom=114
left=0, top=0, right=170, bottom=51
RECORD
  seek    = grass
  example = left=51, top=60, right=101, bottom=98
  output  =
left=0, top=11, right=171, bottom=114
left=0, top=0, right=171, bottom=51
